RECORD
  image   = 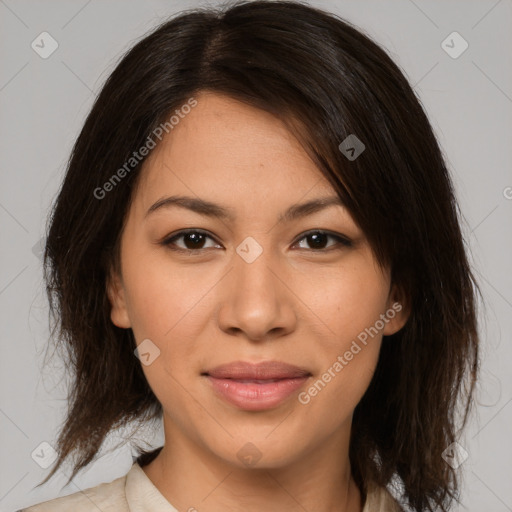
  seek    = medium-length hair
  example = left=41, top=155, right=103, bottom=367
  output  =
left=40, top=2, right=480, bottom=511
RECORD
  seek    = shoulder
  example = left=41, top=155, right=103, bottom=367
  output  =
left=362, top=480, right=404, bottom=512
left=17, top=471, right=129, bottom=512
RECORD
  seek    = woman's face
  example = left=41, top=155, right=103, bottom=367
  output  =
left=108, top=91, right=408, bottom=469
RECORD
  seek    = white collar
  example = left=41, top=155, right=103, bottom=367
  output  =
left=125, top=463, right=179, bottom=511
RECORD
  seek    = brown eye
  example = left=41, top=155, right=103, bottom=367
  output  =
left=162, top=230, right=221, bottom=252
left=294, top=230, right=352, bottom=251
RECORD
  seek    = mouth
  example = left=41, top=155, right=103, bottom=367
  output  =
left=202, top=361, right=312, bottom=411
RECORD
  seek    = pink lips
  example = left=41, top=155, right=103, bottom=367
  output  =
left=204, top=361, right=311, bottom=411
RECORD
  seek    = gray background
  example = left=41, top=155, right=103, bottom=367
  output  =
left=1, top=0, right=511, bottom=510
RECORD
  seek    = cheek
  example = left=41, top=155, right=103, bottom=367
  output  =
left=296, top=284, right=386, bottom=431
left=297, top=257, right=390, bottom=348
left=317, top=339, right=382, bottom=405
left=294, top=260, right=388, bottom=410
left=122, top=247, right=210, bottom=342
left=294, top=342, right=381, bottom=448
left=122, top=256, right=210, bottom=431
left=121, top=249, right=217, bottom=391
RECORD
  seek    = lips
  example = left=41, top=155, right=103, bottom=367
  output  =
left=203, top=361, right=311, bottom=411
left=204, top=360, right=311, bottom=380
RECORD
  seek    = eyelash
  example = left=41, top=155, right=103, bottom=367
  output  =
left=161, top=229, right=353, bottom=254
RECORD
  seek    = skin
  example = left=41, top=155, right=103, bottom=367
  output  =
left=107, top=91, right=409, bottom=512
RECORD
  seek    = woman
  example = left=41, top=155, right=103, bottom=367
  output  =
left=19, top=1, right=480, bottom=511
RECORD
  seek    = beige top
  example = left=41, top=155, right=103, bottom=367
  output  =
left=19, top=462, right=402, bottom=511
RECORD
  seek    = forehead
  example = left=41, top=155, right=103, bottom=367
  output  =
left=135, top=92, right=334, bottom=202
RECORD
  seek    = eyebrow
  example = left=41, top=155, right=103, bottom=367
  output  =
left=145, top=194, right=345, bottom=224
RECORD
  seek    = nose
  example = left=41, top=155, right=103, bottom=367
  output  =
left=216, top=245, right=297, bottom=342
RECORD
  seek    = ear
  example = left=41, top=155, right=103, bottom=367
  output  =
left=382, top=283, right=410, bottom=336
left=106, top=267, right=131, bottom=329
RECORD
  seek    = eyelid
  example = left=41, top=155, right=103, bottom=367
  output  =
left=161, top=229, right=221, bottom=251
left=291, top=229, right=353, bottom=249
left=161, top=228, right=353, bottom=252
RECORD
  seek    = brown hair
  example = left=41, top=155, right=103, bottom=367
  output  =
left=39, top=1, right=480, bottom=510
